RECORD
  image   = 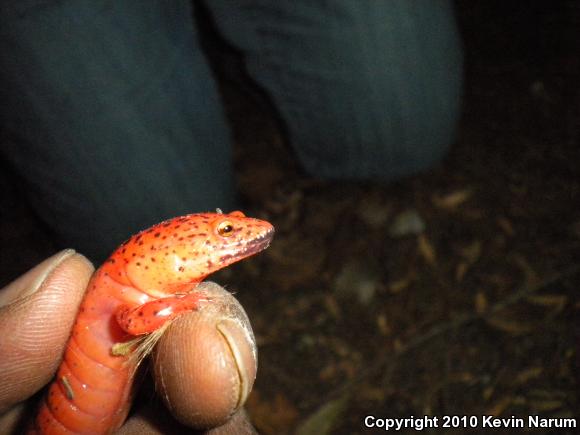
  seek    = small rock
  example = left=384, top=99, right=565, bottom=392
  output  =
left=388, top=209, right=425, bottom=238
left=333, top=260, right=380, bottom=306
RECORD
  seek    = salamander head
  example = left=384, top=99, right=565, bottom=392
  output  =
left=112, top=211, right=274, bottom=295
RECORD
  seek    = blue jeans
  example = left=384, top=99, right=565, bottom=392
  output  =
left=0, top=0, right=462, bottom=260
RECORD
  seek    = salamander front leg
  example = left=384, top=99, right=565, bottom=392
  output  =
left=116, top=292, right=205, bottom=335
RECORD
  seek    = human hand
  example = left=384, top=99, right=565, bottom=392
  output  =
left=0, top=250, right=258, bottom=434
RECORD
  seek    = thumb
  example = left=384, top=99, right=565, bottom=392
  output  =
left=0, top=250, right=94, bottom=412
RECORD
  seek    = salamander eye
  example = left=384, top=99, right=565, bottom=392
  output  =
left=217, top=221, right=234, bottom=237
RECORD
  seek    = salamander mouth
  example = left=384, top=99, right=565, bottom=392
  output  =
left=219, top=227, right=274, bottom=263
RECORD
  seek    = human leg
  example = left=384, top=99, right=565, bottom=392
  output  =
left=205, top=0, right=463, bottom=181
left=0, top=1, right=234, bottom=261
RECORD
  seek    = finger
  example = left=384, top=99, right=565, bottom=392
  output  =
left=0, top=250, right=94, bottom=412
left=151, top=282, right=258, bottom=430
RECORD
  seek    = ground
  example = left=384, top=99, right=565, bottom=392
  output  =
left=1, top=2, right=578, bottom=435
left=222, top=2, right=580, bottom=434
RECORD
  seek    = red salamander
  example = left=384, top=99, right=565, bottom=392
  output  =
left=31, top=211, right=274, bottom=434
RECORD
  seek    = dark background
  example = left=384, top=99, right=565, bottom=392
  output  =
left=1, top=1, right=579, bottom=434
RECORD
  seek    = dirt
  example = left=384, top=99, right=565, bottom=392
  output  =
left=222, top=2, right=580, bottom=434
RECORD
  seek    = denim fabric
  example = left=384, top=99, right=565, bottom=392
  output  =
left=0, top=1, right=234, bottom=261
left=0, top=0, right=462, bottom=260
left=206, top=0, right=463, bottom=180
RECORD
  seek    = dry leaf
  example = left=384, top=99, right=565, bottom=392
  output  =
left=485, top=314, right=534, bottom=335
left=376, top=314, right=391, bottom=336
left=528, top=399, right=564, bottom=412
left=515, top=367, right=543, bottom=384
left=432, top=188, right=473, bottom=209
left=393, top=339, right=404, bottom=353
left=389, top=276, right=411, bottom=293
left=359, top=385, right=387, bottom=402
left=475, top=291, right=488, bottom=314
left=526, top=294, right=567, bottom=313
left=418, top=234, right=437, bottom=266
left=486, top=396, right=514, bottom=416
left=497, top=217, right=515, bottom=236
left=456, top=262, right=468, bottom=281
left=323, top=294, right=342, bottom=319
left=483, top=386, right=495, bottom=401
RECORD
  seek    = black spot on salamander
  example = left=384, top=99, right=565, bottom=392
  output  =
left=132, top=253, right=136, bottom=257
left=153, top=310, right=159, bottom=316
left=163, top=222, right=171, bottom=227
left=181, top=257, right=187, bottom=261
left=197, top=232, right=207, bottom=237
left=144, top=265, right=149, bottom=270
left=108, top=258, right=115, bottom=264
left=178, top=266, right=185, bottom=272
left=154, top=232, right=161, bottom=238
left=136, top=262, right=141, bottom=266
left=138, top=240, right=144, bottom=246
left=151, top=257, right=156, bottom=262
left=138, top=311, right=143, bottom=316
left=178, top=237, right=184, bottom=241
left=219, top=254, right=234, bottom=262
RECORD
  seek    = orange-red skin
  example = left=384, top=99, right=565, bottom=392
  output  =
left=31, top=211, right=274, bottom=434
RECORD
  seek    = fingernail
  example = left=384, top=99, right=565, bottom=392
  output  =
left=216, top=318, right=257, bottom=409
left=0, top=249, right=76, bottom=307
